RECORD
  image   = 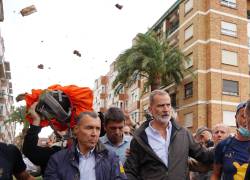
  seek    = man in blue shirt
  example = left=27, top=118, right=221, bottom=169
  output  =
left=100, top=107, right=132, bottom=164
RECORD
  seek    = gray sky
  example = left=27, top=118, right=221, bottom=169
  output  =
left=1, top=0, right=176, bottom=136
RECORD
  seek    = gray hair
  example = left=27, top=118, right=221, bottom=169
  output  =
left=149, top=90, right=169, bottom=105
left=76, top=111, right=99, bottom=124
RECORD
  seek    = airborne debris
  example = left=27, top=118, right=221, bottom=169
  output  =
left=73, top=50, right=81, bottom=57
left=20, top=5, right=37, bottom=16
left=37, top=64, right=44, bottom=69
left=16, top=93, right=26, bottom=102
left=115, top=4, right=123, bottom=10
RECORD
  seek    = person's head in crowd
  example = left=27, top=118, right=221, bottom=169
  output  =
left=74, top=111, right=101, bottom=154
left=245, top=100, right=250, bottom=130
left=235, top=102, right=250, bottom=139
left=104, top=107, right=125, bottom=146
left=195, top=127, right=214, bottom=148
left=244, top=100, right=250, bottom=134
left=149, top=90, right=171, bottom=125
left=235, top=102, right=246, bottom=128
left=123, top=125, right=131, bottom=136
left=212, top=123, right=230, bottom=145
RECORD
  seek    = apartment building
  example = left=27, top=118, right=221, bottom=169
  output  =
left=0, top=31, right=15, bottom=143
left=143, top=0, right=249, bottom=131
left=94, top=0, right=250, bottom=131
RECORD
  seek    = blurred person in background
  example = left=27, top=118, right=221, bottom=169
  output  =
left=123, top=125, right=132, bottom=136
left=212, top=123, right=230, bottom=146
left=195, top=127, right=214, bottom=148
left=0, top=142, right=35, bottom=180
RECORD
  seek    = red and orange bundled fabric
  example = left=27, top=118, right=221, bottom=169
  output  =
left=25, top=84, right=93, bottom=131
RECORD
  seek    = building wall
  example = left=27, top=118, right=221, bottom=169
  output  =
left=0, top=30, right=14, bottom=143
left=94, top=0, right=250, bottom=132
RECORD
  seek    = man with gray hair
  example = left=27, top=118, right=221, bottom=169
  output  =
left=45, top=111, right=127, bottom=180
left=124, top=90, right=213, bottom=180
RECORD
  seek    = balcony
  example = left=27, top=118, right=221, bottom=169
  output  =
left=167, top=20, right=179, bottom=36
left=99, top=107, right=107, bottom=113
left=118, top=93, right=128, bottom=101
left=101, top=76, right=108, bottom=85
left=0, top=79, right=7, bottom=87
left=0, top=97, right=5, bottom=104
left=100, top=93, right=107, bottom=99
left=5, top=72, right=11, bottom=79
left=8, top=82, right=12, bottom=88
left=4, top=61, right=10, bottom=72
left=0, top=59, right=4, bottom=79
left=0, top=0, right=3, bottom=22
left=8, top=88, right=13, bottom=94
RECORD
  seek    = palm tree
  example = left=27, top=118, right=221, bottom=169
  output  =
left=113, top=32, right=188, bottom=92
left=5, top=106, right=29, bottom=149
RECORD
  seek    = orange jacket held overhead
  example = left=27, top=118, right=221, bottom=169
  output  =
left=25, top=84, right=93, bottom=131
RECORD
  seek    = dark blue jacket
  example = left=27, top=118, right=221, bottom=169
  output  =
left=44, top=141, right=127, bottom=180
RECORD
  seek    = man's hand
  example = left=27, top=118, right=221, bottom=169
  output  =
left=15, top=171, right=35, bottom=180
left=28, top=102, right=41, bottom=126
left=125, top=148, right=131, bottom=157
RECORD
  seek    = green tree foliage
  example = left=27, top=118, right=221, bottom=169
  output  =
left=5, top=106, right=29, bottom=150
left=113, top=32, right=188, bottom=92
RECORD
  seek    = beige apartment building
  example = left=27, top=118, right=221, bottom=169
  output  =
left=0, top=31, right=15, bottom=143
left=94, top=0, right=250, bottom=132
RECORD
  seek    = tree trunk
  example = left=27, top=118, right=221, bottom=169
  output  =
left=150, top=74, right=161, bottom=91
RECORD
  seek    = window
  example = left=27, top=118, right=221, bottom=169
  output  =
left=184, top=25, right=193, bottom=41
left=223, top=80, right=239, bottom=96
left=220, top=0, right=236, bottom=8
left=185, top=53, right=193, bottom=69
left=0, top=105, right=3, bottom=115
left=120, top=102, right=123, bottom=109
left=184, top=82, right=193, bottom=98
left=221, top=21, right=237, bottom=37
left=0, top=90, right=4, bottom=97
left=222, top=50, right=237, bottom=66
left=131, top=111, right=138, bottom=123
left=223, top=111, right=236, bottom=126
left=184, top=113, right=193, bottom=127
left=184, top=0, right=193, bottom=14
left=131, top=90, right=138, bottom=102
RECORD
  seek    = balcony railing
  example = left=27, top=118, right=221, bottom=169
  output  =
left=166, top=20, right=179, bottom=37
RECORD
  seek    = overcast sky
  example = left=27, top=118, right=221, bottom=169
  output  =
left=1, top=0, right=176, bottom=137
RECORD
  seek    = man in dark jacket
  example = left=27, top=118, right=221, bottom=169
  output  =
left=124, top=90, right=213, bottom=180
left=23, top=102, right=62, bottom=175
left=0, top=142, right=35, bottom=180
left=44, top=111, right=127, bottom=180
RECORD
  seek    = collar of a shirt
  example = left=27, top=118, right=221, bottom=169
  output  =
left=76, top=145, right=95, bottom=158
left=148, top=120, right=172, bottom=134
left=102, top=134, right=129, bottom=145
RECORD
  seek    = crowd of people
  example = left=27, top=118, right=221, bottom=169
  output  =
left=0, top=88, right=250, bottom=180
